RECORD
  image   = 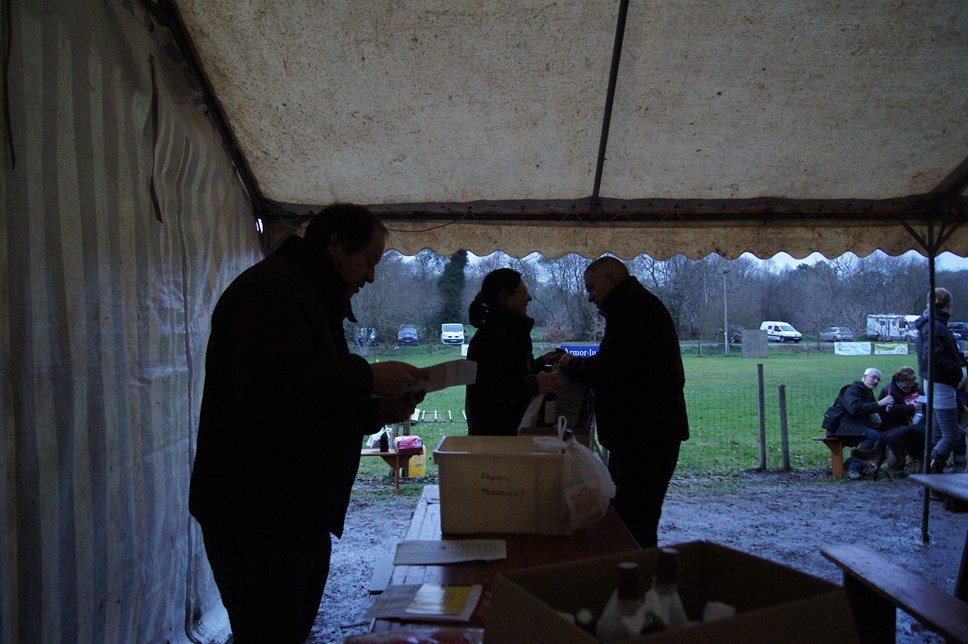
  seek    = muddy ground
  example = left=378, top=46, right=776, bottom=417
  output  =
left=309, top=470, right=965, bottom=643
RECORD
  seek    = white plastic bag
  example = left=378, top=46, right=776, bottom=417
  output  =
left=561, top=439, right=616, bottom=531
left=365, top=427, right=389, bottom=448
left=517, top=395, right=545, bottom=431
left=539, top=416, right=615, bottom=532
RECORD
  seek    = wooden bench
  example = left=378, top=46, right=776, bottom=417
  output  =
left=813, top=436, right=845, bottom=478
left=822, top=544, right=968, bottom=643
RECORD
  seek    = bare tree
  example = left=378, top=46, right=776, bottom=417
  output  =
left=351, top=251, right=441, bottom=343
left=540, top=253, right=596, bottom=341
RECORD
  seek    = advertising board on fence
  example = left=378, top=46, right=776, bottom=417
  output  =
left=834, top=342, right=871, bottom=355
left=874, top=342, right=909, bottom=355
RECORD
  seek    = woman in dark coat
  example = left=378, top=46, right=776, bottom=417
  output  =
left=914, top=287, right=968, bottom=472
left=877, top=366, right=923, bottom=432
left=464, top=268, right=561, bottom=435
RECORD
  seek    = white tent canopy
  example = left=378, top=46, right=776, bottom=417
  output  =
left=174, top=0, right=968, bottom=259
left=2, top=1, right=967, bottom=642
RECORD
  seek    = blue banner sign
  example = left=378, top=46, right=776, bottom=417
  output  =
left=560, top=344, right=599, bottom=358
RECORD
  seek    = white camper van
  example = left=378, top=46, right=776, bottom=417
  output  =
left=760, top=321, right=803, bottom=343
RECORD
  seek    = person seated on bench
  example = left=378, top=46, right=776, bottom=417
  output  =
left=878, top=365, right=967, bottom=473
left=826, top=367, right=893, bottom=480
left=877, top=366, right=923, bottom=431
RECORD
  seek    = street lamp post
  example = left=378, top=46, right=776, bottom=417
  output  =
left=723, top=269, right=730, bottom=355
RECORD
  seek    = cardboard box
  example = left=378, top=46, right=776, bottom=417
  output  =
left=485, top=540, right=860, bottom=643
left=433, top=435, right=569, bottom=535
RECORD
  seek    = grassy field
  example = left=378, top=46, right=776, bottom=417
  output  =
left=355, top=343, right=921, bottom=486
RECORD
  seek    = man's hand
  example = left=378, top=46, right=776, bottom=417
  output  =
left=558, top=353, right=573, bottom=369
left=371, top=361, right=427, bottom=398
left=373, top=391, right=425, bottom=426
left=538, top=348, right=566, bottom=365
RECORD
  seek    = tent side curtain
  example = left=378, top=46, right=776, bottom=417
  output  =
left=1, top=1, right=258, bottom=642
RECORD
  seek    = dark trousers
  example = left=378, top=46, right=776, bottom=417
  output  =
left=848, top=428, right=881, bottom=474
left=202, top=527, right=332, bottom=644
left=607, top=438, right=681, bottom=549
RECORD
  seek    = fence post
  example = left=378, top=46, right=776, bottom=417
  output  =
left=778, top=384, right=791, bottom=471
left=757, top=363, right=766, bottom=470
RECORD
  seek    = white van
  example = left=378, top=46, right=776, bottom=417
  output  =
left=760, top=321, right=803, bottom=343
left=440, top=323, right=465, bottom=345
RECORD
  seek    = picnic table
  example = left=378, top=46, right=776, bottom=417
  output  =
left=360, top=447, right=423, bottom=493
left=822, top=473, right=968, bottom=643
left=367, top=484, right=639, bottom=635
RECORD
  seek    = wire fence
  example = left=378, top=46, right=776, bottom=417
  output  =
left=358, top=376, right=841, bottom=482
left=356, top=345, right=926, bottom=482
left=681, top=375, right=833, bottom=475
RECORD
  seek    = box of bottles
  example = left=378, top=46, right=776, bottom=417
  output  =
left=433, top=435, right=569, bottom=534
left=486, top=540, right=859, bottom=642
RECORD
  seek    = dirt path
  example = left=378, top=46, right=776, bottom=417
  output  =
left=311, top=471, right=965, bottom=643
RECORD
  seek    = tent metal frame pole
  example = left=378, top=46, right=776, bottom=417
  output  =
left=153, top=0, right=282, bottom=254
left=922, top=229, right=936, bottom=544
left=588, top=0, right=630, bottom=223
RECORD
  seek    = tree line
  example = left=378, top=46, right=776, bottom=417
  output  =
left=350, top=250, right=968, bottom=344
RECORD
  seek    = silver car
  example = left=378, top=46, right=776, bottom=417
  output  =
left=819, top=326, right=854, bottom=342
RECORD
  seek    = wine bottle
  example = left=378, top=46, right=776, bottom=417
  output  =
left=541, top=364, right=557, bottom=426
left=596, top=561, right=643, bottom=640
left=643, top=547, right=688, bottom=629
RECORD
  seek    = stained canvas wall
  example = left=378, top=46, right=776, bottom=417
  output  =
left=1, top=1, right=259, bottom=641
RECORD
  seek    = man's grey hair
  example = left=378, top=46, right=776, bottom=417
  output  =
left=863, top=368, right=882, bottom=378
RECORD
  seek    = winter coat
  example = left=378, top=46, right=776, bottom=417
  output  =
left=877, top=379, right=921, bottom=431
left=560, top=276, right=689, bottom=451
left=831, top=380, right=882, bottom=437
left=189, top=235, right=378, bottom=543
left=915, top=308, right=965, bottom=388
left=465, top=308, right=541, bottom=436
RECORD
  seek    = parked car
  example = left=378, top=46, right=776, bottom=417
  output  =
left=819, top=326, right=854, bottom=342
left=355, top=327, right=378, bottom=345
left=440, top=323, right=465, bottom=345
left=396, top=324, right=420, bottom=345
left=759, top=320, right=802, bottom=343
left=948, top=321, right=968, bottom=340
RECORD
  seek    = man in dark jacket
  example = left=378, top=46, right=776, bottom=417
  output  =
left=189, top=204, right=425, bottom=643
left=830, top=368, right=893, bottom=479
left=558, top=256, right=689, bottom=548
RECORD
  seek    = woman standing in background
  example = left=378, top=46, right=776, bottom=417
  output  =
left=464, top=268, right=562, bottom=436
left=914, top=287, right=968, bottom=473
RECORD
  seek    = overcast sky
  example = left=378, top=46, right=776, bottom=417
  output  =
left=762, top=251, right=968, bottom=272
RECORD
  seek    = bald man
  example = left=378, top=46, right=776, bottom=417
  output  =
left=559, top=256, right=689, bottom=548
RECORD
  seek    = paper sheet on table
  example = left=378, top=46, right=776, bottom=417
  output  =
left=393, top=539, right=506, bottom=565
left=363, top=583, right=483, bottom=623
left=410, top=359, right=477, bottom=394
